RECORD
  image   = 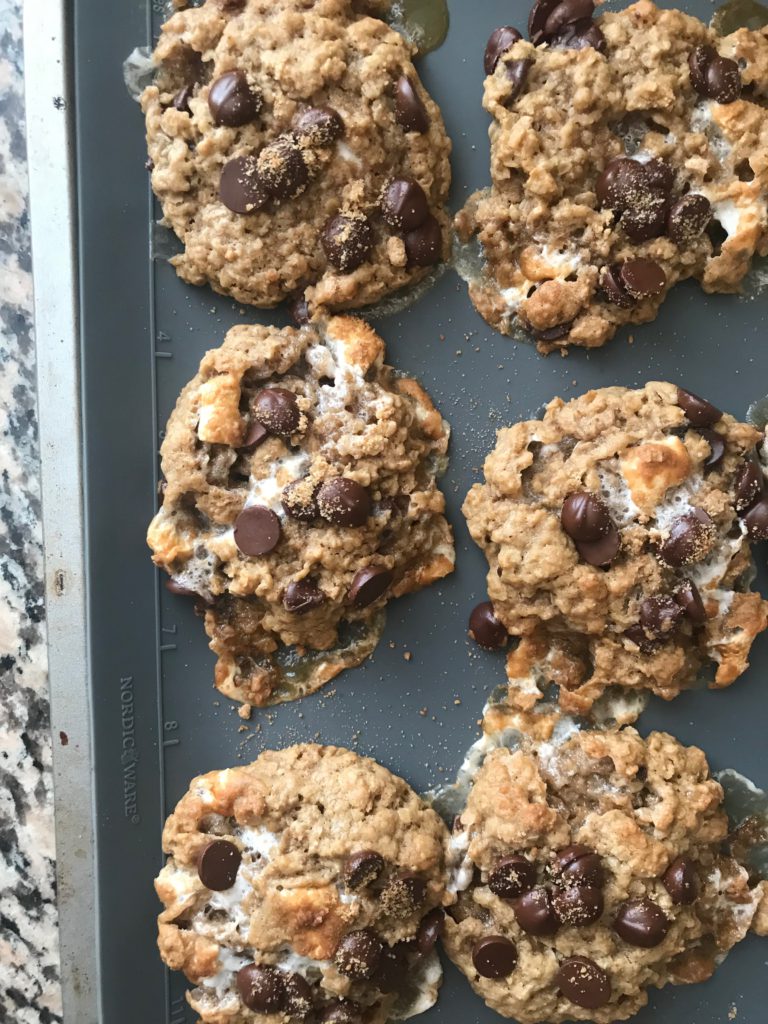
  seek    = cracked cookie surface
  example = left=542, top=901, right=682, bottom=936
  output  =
left=142, top=0, right=451, bottom=313
left=443, top=726, right=768, bottom=1024
left=156, top=744, right=453, bottom=1024
left=462, top=381, right=768, bottom=719
left=147, top=316, right=453, bottom=707
left=457, top=0, right=768, bottom=352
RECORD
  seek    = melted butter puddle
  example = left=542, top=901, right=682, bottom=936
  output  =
left=711, top=0, right=768, bottom=34
left=389, top=0, right=449, bottom=55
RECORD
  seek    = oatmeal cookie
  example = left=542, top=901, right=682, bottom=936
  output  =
left=147, top=316, right=454, bottom=707
left=142, top=0, right=451, bottom=313
left=457, top=0, right=768, bottom=352
left=462, top=382, right=768, bottom=718
left=156, top=744, right=453, bottom=1024
left=443, top=726, right=768, bottom=1024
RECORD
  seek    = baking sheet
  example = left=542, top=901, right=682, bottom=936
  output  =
left=40, top=0, right=768, bottom=1020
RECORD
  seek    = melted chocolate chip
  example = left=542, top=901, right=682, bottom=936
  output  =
left=674, top=578, right=707, bottom=624
left=644, top=158, right=675, bottom=193
left=549, top=18, right=605, bottom=51
left=257, top=136, right=308, bottom=201
left=528, top=0, right=561, bottom=43
left=381, top=178, right=429, bottom=231
left=317, top=478, right=370, bottom=527
left=380, top=874, right=426, bottom=917
left=348, top=566, right=394, bottom=608
left=624, top=623, right=661, bottom=655
left=619, top=259, right=667, bottom=299
left=668, top=194, right=712, bottom=247
left=735, top=460, right=764, bottom=512
left=343, top=850, right=385, bottom=889
left=252, top=387, right=301, bottom=436
left=552, top=885, right=604, bottom=926
left=404, top=214, right=443, bottom=267
left=561, top=492, right=611, bottom=542
left=239, top=420, right=268, bottom=451
left=557, top=956, right=611, bottom=1009
left=706, top=55, right=741, bottom=103
left=595, top=157, right=646, bottom=211
left=689, top=45, right=716, bottom=95
left=220, top=154, right=268, bottom=214
left=468, top=602, right=507, bottom=649
left=553, top=845, right=604, bottom=887
left=322, top=214, right=374, bottom=273
left=533, top=321, right=573, bottom=344
left=319, top=999, right=361, bottom=1024
left=613, top=898, right=670, bottom=948
left=237, top=964, right=286, bottom=1013
left=639, top=594, right=684, bottom=639
left=282, top=479, right=320, bottom=522
left=542, top=0, right=595, bottom=36
left=394, top=76, right=429, bottom=133
left=676, top=387, right=722, bottom=426
left=699, top=427, right=725, bottom=470
left=293, top=106, right=344, bottom=146
left=416, top=908, right=445, bottom=955
left=197, top=839, right=241, bottom=890
left=172, top=85, right=193, bottom=113
left=472, top=935, right=518, bottom=979
left=335, top=929, right=383, bottom=979
left=575, top=525, right=620, bottom=567
left=513, top=886, right=560, bottom=936
left=662, top=857, right=698, bottom=905
left=600, top=264, right=635, bottom=308
left=657, top=508, right=715, bottom=567
left=234, top=505, right=282, bottom=556
left=285, top=973, right=314, bottom=1017
left=488, top=855, right=536, bottom=899
left=484, top=26, right=523, bottom=74
left=373, top=948, right=407, bottom=994
left=504, top=59, right=534, bottom=104
left=208, top=70, right=261, bottom=127
left=283, top=580, right=325, bottom=614
left=744, top=498, right=768, bottom=540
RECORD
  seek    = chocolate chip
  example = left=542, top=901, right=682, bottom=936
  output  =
left=543, top=0, right=595, bottom=38
left=335, top=929, right=383, bottom=980
left=234, top=505, right=282, bottom=556
left=674, top=578, right=707, bottom=624
left=416, top=908, right=445, bottom=955
left=504, top=59, right=534, bottom=104
left=484, top=26, right=523, bottom=74
left=744, top=497, right=768, bottom=539
left=374, top=948, right=407, bottom=993
left=662, top=857, right=698, bottom=905
left=252, top=387, right=300, bottom=436
left=317, top=478, right=370, bottom=527
left=165, top=578, right=199, bottom=599
left=208, top=70, right=261, bottom=127
left=624, top=623, right=661, bottom=655
left=575, top=526, right=620, bottom=567
left=557, top=956, right=611, bottom=1009
left=619, top=258, right=666, bottom=299
left=257, top=137, right=309, bottom=201
left=735, top=460, right=764, bottom=512
left=197, top=839, right=241, bottom=890
left=282, top=479, right=320, bottom=522
left=706, top=55, right=741, bottom=103
left=668, top=194, right=712, bottom=247
left=699, top=427, right=725, bottom=470
left=528, top=0, right=560, bottom=43
left=348, top=566, right=393, bottom=608
left=689, top=45, right=716, bottom=95
left=343, top=850, right=385, bottom=889
left=381, top=178, right=429, bottom=231
left=293, top=106, right=344, bottom=146
left=489, top=855, right=536, bottom=898
left=285, top=973, right=314, bottom=1018
left=533, top=321, right=573, bottom=344
left=322, top=214, right=374, bottom=273
left=380, top=874, right=426, bottom=917
left=552, top=885, right=604, bottom=926
left=595, top=157, right=646, bottom=211
left=613, top=898, right=670, bottom=948
left=549, top=18, right=605, bottom=51
left=283, top=580, right=325, bottom=614
left=145, top=157, right=155, bottom=173
left=643, top=158, right=675, bottom=193
left=657, top=508, right=715, bottom=567
left=468, top=602, right=507, bottom=649
left=676, top=387, right=722, bottom=426
left=600, top=264, right=635, bottom=308
left=173, top=85, right=193, bottom=113
left=318, top=999, right=361, bottom=1024
left=239, top=420, right=268, bottom=451
left=237, top=964, right=286, bottom=1013
left=553, top=845, right=604, bottom=887
left=394, top=76, right=429, bottom=133
left=404, top=214, right=443, bottom=267
left=622, top=193, right=669, bottom=242
left=220, top=154, right=268, bottom=214
left=561, top=491, right=611, bottom=542
left=639, top=594, right=684, bottom=638
left=472, top=936, right=518, bottom=979
left=513, top=886, right=560, bottom=935
left=289, top=292, right=311, bottom=326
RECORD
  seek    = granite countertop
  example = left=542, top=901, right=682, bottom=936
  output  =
left=0, top=0, right=62, bottom=1020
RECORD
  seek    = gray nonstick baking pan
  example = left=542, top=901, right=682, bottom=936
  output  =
left=28, top=0, right=768, bottom=1021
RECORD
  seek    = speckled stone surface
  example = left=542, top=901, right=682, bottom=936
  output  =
left=0, top=1, right=62, bottom=1020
